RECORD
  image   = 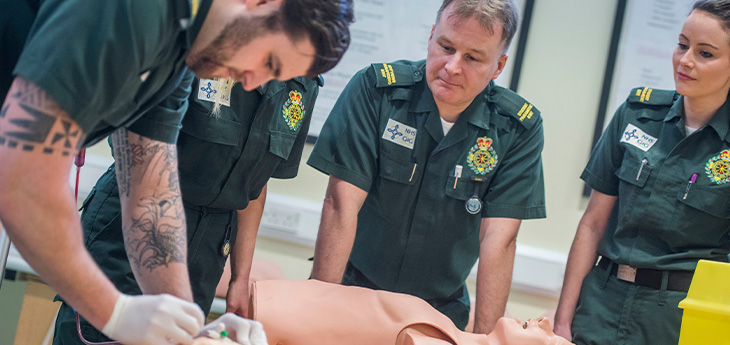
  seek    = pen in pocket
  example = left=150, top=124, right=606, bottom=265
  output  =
left=453, top=165, right=462, bottom=189
left=683, top=173, right=698, bottom=200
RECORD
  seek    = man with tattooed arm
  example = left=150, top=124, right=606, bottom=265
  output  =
left=0, top=0, right=353, bottom=344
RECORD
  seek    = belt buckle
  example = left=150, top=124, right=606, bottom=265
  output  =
left=617, top=265, right=637, bottom=282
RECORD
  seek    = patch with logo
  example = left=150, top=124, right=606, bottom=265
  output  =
left=382, top=119, right=417, bottom=149
left=282, top=90, right=305, bottom=131
left=620, top=123, right=657, bottom=152
left=467, top=137, right=498, bottom=175
left=197, top=79, right=231, bottom=107
left=705, top=149, right=730, bottom=184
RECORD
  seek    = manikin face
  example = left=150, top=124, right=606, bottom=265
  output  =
left=425, top=3, right=508, bottom=117
left=186, top=2, right=316, bottom=91
left=489, top=317, right=573, bottom=345
left=672, top=10, right=730, bottom=101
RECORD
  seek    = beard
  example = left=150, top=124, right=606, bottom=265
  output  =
left=186, top=15, right=271, bottom=78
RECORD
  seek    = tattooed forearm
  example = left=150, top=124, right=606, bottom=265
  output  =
left=111, top=128, right=132, bottom=197
left=112, top=128, right=180, bottom=197
left=0, top=78, right=85, bottom=155
left=124, top=190, right=186, bottom=271
left=113, top=128, right=186, bottom=272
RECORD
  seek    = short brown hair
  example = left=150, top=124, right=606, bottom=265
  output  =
left=436, top=0, right=520, bottom=54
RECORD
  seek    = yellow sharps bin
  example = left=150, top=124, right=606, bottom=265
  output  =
left=678, top=259, right=730, bottom=345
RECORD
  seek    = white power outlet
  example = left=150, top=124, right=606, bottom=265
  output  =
left=261, top=206, right=300, bottom=234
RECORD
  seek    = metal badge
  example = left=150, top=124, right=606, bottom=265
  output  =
left=221, top=240, right=231, bottom=257
left=465, top=196, right=482, bottom=215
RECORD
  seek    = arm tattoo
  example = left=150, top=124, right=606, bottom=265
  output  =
left=125, top=190, right=186, bottom=271
left=112, top=128, right=179, bottom=197
left=112, top=128, right=186, bottom=272
left=0, top=78, right=85, bottom=155
left=111, top=128, right=132, bottom=197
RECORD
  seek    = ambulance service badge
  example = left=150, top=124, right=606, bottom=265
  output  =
left=706, top=149, right=730, bottom=185
left=282, top=90, right=305, bottom=131
left=467, top=137, right=498, bottom=175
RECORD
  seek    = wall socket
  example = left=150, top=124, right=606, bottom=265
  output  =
left=261, top=206, right=301, bottom=234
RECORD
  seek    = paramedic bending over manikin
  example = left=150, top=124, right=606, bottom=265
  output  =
left=554, top=1, right=730, bottom=344
left=249, top=280, right=573, bottom=345
left=0, top=0, right=353, bottom=344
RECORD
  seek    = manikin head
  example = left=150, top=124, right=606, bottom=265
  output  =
left=425, top=0, right=519, bottom=119
left=186, top=0, right=354, bottom=91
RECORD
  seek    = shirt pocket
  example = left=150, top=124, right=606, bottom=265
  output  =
left=677, top=183, right=730, bottom=219
left=268, top=130, right=298, bottom=160
left=378, top=151, right=420, bottom=185
left=180, top=108, right=242, bottom=147
left=444, top=176, right=481, bottom=201
left=615, top=156, right=652, bottom=188
left=669, top=184, right=730, bottom=248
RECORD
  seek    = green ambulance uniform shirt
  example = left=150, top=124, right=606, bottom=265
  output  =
left=3, top=0, right=211, bottom=146
left=178, top=76, right=319, bottom=209
left=584, top=87, right=730, bottom=271
left=308, top=60, right=546, bottom=300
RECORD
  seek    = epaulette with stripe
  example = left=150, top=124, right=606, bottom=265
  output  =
left=627, top=87, right=677, bottom=105
left=490, top=85, right=541, bottom=129
left=371, top=62, right=423, bottom=87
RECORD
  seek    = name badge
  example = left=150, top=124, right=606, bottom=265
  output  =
left=382, top=119, right=417, bottom=149
left=197, top=78, right=231, bottom=107
left=620, top=123, right=657, bottom=152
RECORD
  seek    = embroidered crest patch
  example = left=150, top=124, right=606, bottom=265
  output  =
left=382, top=119, right=417, bottom=149
left=705, top=149, right=730, bottom=184
left=282, top=90, right=305, bottom=131
left=197, top=78, right=231, bottom=107
left=467, top=137, right=498, bottom=175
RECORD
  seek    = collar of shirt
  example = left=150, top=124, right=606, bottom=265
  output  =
left=664, top=95, right=730, bottom=143
left=410, top=61, right=494, bottom=131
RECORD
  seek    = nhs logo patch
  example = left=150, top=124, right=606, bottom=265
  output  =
left=382, top=119, right=416, bottom=149
left=197, top=78, right=231, bottom=107
left=620, top=123, right=657, bottom=152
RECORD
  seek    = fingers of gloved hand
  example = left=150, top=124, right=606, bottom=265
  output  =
left=205, top=313, right=267, bottom=345
left=174, top=299, right=205, bottom=337
left=106, top=294, right=203, bottom=345
left=149, top=323, right=195, bottom=345
left=230, top=317, right=267, bottom=345
left=246, top=320, right=268, bottom=345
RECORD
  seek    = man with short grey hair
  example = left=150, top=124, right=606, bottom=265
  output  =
left=308, top=0, right=545, bottom=334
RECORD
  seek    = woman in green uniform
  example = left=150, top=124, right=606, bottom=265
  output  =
left=52, top=73, right=321, bottom=344
left=554, top=1, right=730, bottom=344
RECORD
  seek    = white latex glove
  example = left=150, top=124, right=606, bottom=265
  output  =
left=102, top=293, right=205, bottom=345
left=201, top=313, right=268, bottom=345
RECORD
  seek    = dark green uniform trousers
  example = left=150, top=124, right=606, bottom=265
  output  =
left=342, top=262, right=471, bottom=330
left=571, top=264, right=686, bottom=345
left=53, top=167, right=236, bottom=344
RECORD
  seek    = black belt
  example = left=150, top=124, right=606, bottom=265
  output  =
left=597, top=257, right=693, bottom=292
